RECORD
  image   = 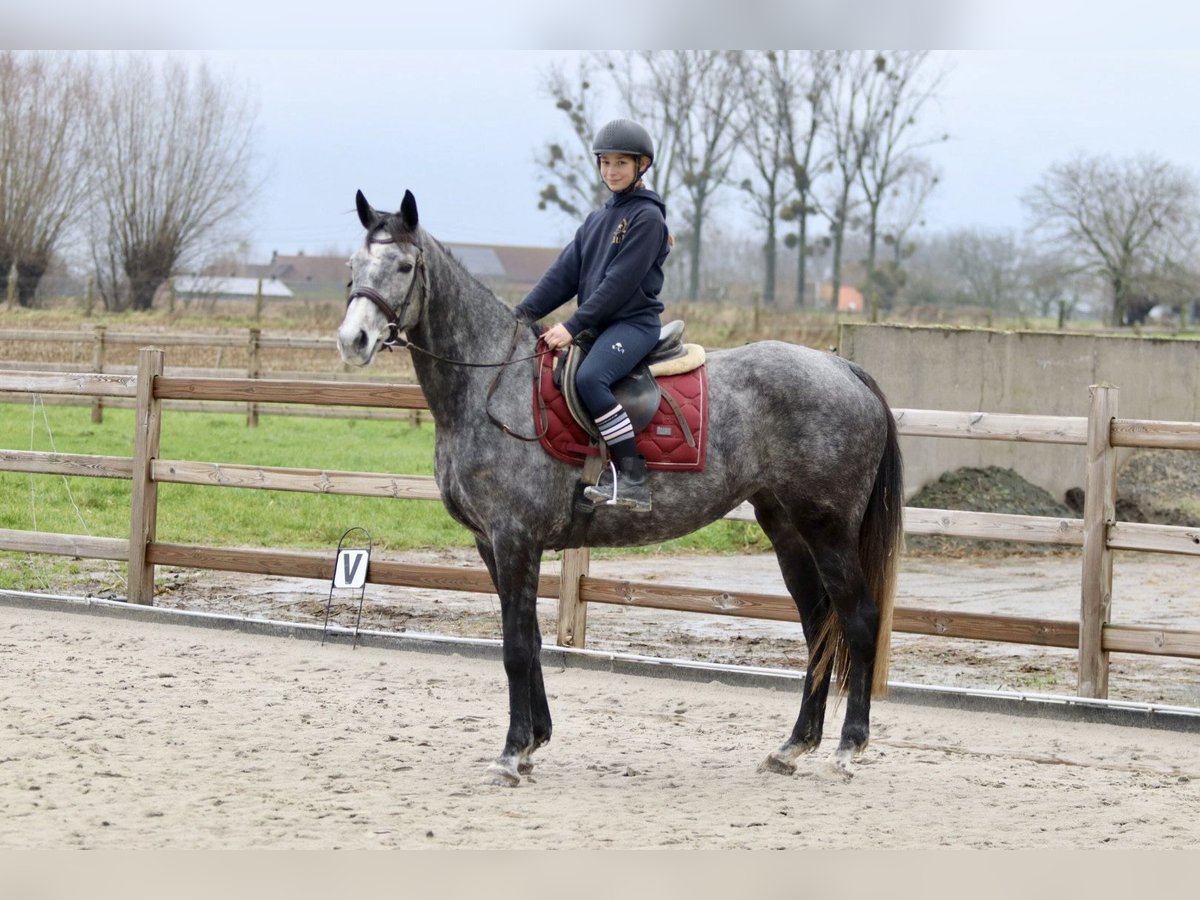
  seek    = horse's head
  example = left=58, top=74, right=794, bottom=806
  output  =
left=337, top=189, right=427, bottom=367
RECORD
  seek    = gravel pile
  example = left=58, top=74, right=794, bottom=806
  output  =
left=906, top=465, right=1076, bottom=557
left=1114, top=449, right=1200, bottom=527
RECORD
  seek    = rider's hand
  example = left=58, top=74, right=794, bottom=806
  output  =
left=543, top=323, right=574, bottom=351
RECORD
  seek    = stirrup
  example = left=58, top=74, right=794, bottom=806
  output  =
left=583, top=459, right=621, bottom=505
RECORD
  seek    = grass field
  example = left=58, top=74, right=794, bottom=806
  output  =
left=1, top=400, right=770, bottom=591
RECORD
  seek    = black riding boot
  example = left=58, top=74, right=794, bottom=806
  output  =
left=584, top=454, right=652, bottom=512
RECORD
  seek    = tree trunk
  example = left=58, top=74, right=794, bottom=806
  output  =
left=763, top=221, right=777, bottom=307
left=0, top=258, right=11, bottom=305
left=830, top=227, right=844, bottom=311
left=125, top=241, right=176, bottom=311
left=15, top=258, right=47, bottom=308
left=1111, top=276, right=1125, bottom=327
left=827, top=190, right=851, bottom=312
left=688, top=216, right=703, bottom=301
left=130, top=279, right=160, bottom=311
left=796, top=205, right=809, bottom=308
left=128, top=266, right=168, bottom=311
left=865, top=201, right=881, bottom=321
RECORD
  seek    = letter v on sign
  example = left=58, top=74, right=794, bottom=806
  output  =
left=333, top=549, right=369, bottom=589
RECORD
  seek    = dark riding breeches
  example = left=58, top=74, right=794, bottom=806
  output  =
left=574, top=320, right=662, bottom=418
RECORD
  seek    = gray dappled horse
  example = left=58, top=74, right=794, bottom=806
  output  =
left=337, top=190, right=903, bottom=785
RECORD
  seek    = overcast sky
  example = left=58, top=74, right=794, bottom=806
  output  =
left=12, top=3, right=1200, bottom=264
left=195, top=48, right=1200, bottom=264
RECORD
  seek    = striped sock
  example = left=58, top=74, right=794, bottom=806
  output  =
left=595, top=404, right=634, bottom=446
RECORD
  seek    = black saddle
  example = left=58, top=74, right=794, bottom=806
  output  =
left=554, top=320, right=687, bottom=442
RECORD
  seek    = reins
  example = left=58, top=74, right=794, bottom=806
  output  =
left=346, top=241, right=552, bottom=441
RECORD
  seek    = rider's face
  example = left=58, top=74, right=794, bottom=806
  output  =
left=599, top=153, right=642, bottom=192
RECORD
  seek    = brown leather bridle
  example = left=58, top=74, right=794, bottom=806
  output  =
left=345, top=237, right=426, bottom=353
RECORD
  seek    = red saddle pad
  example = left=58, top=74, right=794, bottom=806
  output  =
left=534, top=345, right=708, bottom=472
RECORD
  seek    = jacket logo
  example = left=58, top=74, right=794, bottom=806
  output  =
left=611, top=219, right=629, bottom=245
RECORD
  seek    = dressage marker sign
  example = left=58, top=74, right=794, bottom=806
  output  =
left=323, top=527, right=372, bottom=647
left=334, top=549, right=369, bottom=589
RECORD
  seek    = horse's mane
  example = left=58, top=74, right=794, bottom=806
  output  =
left=369, top=211, right=520, bottom=322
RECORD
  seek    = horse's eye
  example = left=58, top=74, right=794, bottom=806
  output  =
left=399, top=262, right=414, bottom=274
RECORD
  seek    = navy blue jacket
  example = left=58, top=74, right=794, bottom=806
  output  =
left=516, top=188, right=668, bottom=337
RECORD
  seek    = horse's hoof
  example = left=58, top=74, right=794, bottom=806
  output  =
left=487, top=761, right=521, bottom=787
left=757, top=752, right=797, bottom=776
left=829, top=750, right=856, bottom=782
left=517, top=760, right=534, bottom=775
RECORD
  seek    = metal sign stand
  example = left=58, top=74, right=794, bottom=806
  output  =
left=323, top=527, right=372, bottom=648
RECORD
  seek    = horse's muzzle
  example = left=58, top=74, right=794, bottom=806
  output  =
left=336, top=322, right=376, bottom=367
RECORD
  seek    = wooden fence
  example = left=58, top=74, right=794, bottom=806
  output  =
left=0, top=326, right=429, bottom=426
left=3, top=349, right=1200, bottom=702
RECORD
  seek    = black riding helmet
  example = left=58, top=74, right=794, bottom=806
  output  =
left=592, top=119, right=654, bottom=194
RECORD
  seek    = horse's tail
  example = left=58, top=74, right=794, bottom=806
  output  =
left=856, top=366, right=904, bottom=697
left=816, top=366, right=904, bottom=698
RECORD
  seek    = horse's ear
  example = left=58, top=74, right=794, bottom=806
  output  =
left=400, top=190, right=419, bottom=231
left=355, top=190, right=376, bottom=229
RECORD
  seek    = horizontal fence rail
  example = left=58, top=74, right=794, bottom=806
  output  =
left=0, top=327, right=431, bottom=427
left=0, top=328, right=338, bottom=351
left=892, top=409, right=1089, bottom=445
left=2, top=370, right=138, bottom=397
left=2, top=355, right=1200, bottom=703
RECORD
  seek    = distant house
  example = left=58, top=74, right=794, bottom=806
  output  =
left=443, top=243, right=561, bottom=298
left=211, top=243, right=561, bottom=303
left=251, top=253, right=351, bottom=300
left=818, top=283, right=865, bottom=313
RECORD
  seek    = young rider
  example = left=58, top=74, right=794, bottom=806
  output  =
left=515, top=118, right=670, bottom=513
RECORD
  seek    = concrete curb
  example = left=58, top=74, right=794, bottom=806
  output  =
left=3, top=588, right=1199, bottom=734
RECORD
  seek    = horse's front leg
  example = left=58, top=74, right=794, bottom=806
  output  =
left=476, top=535, right=551, bottom=787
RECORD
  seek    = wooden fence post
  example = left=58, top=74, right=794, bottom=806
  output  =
left=247, top=327, right=261, bottom=427
left=1079, top=383, right=1118, bottom=698
left=91, top=325, right=107, bottom=423
left=557, top=547, right=590, bottom=648
left=128, top=348, right=165, bottom=605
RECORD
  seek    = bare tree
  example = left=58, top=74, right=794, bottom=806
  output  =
left=1024, top=251, right=1086, bottom=322
left=734, top=52, right=788, bottom=306
left=737, top=51, right=832, bottom=307
left=0, top=52, right=94, bottom=306
left=819, top=51, right=873, bottom=311
left=89, top=55, right=258, bottom=311
left=870, top=159, right=939, bottom=311
left=946, top=227, right=1029, bottom=315
left=535, top=57, right=610, bottom=223
left=603, top=51, right=744, bottom=300
left=771, top=50, right=834, bottom=308
left=1023, top=153, right=1200, bottom=326
left=856, top=51, right=947, bottom=319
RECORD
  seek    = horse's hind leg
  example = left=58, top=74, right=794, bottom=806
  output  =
left=475, top=536, right=552, bottom=786
left=751, top=493, right=836, bottom=776
left=802, top=532, right=881, bottom=779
